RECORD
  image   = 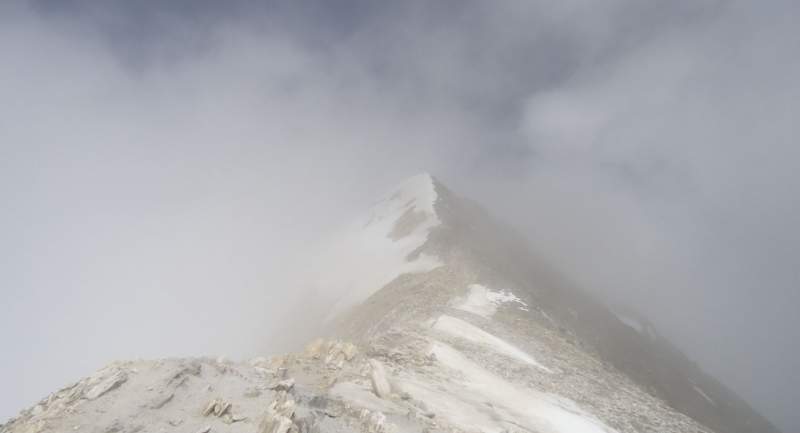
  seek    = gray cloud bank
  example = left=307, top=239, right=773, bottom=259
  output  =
left=1, top=0, right=798, bottom=431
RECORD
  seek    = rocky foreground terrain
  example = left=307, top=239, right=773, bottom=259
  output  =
left=2, top=174, right=780, bottom=433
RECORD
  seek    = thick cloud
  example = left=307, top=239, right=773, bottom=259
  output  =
left=2, top=1, right=798, bottom=430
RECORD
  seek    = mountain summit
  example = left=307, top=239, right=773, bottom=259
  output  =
left=2, top=174, right=780, bottom=433
left=327, top=174, right=779, bottom=433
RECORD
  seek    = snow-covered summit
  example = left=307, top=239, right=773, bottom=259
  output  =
left=362, top=173, right=440, bottom=235
left=324, top=175, right=781, bottom=433
left=312, top=174, right=444, bottom=320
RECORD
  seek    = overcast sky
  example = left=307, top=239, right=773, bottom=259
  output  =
left=2, top=0, right=798, bottom=431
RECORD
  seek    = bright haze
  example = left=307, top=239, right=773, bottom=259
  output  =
left=1, top=0, right=798, bottom=431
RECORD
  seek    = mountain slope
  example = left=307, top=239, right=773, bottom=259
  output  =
left=326, top=174, right=780, bottom=433
left=2, top=174, right=780, bottom=433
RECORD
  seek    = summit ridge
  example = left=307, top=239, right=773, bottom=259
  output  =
left=1, top=174, right=781, bottom=433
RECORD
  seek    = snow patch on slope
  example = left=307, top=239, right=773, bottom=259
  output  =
left=456, top=284, right=529, bottom=317
left=433, top=315, right=551, bottom=373
left=613, top=309, right=660, bottom=340
left=399, top=342, right=618, bottom=433
left=316, top=174, right=443, bottom=320
left=430, top=342, right=618, bottom=433
left=615, top=313, right=645, bottom=334
left=692, top=385, right=716, bottom=406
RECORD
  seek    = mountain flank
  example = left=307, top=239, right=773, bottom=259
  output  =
left=2, top=174, right=780, bottom=433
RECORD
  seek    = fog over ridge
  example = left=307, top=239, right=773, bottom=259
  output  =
left=2, top=1, right=798, bottom=431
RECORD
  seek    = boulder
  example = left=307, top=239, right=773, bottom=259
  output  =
left=368, top=359, right=391, bottom=399
left=304, top=339, right=326, bottom=359
left=201, top=399, right=231, bottom=417
left=258, top=393, right=298, bottom=433
left=269, top=378, right=295, bottom=392
left=85, top=369, right=128, bottom=400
